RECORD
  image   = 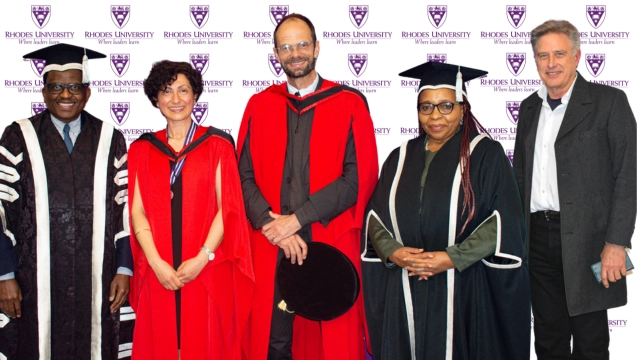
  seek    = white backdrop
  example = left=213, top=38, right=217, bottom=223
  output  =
left=1, top=1, right=637, bottom=358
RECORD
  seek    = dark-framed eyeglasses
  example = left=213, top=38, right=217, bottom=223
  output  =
left=45, top=83, right=87, bottom=95
left=417, top=101, right=460, bottom=115
left=276, top=41, right=314, bottom=55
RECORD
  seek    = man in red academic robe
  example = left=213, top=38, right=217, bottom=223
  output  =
left=237, top=13, right=378, bottom=360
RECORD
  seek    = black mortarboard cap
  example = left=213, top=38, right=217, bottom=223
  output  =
left=276, top=242, right=360, bottom=321
left=399, top=62, right=488, bottom=101
left=23, top=43, right=106, bottom=83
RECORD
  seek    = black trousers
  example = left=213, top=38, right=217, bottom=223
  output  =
left=529, top=211, right=609, bottom=360
left=267, top=228, right=314, bottom=360
left=268, top=249, right=296, bottom=360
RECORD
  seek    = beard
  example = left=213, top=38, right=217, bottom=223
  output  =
left=282, top=55, right=317, bottom=79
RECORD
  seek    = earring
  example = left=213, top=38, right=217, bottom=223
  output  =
left=460, top=118, right=463, bottom=126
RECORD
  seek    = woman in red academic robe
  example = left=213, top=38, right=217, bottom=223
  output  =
left=128, top=60, right=254, bottom=360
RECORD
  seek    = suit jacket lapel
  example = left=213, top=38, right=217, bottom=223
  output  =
left=522, top=95, right=542, bottom=207
left=556, top=73, right=592, bottom=141
left=523, top=97, right=542, bottom=156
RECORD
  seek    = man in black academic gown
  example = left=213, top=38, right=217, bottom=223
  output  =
left=0, top=43, right=132, bottom=360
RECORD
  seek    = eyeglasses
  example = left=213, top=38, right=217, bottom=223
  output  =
left=417, top=101, right=460, bottom=115
left=45, top=83, right=86, bottom=95
left=276, top=41, right=314, bottom=55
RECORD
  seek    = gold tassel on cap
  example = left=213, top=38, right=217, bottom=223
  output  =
left=277, top=300, right=294, bottom=314
left=455, top=66, right=463, bottom=102
left=82, top=48, right=90, bottom=84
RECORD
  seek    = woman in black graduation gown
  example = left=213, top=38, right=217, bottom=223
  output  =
left=361, top=62, right=530, bottom=360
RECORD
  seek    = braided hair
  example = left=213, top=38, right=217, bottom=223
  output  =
left=457, top=97, right=491, bottom=237
left=418, top=95, right=491, bottom=237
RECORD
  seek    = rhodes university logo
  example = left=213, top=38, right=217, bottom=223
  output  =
left=506, top=101, right=521, bottom=125
left=427, top=5, right=447, bottom=28
left=506, top=6, right=526, bottom=29
left=506, top=53, right=526, bottom=76
left=586, top=6, right=606, bottom=29
left=269, top=5, right=289, bottom=26
left=190, top=5, right=210, bottom=29
left=348, top=54, right=368, bottom=77
left=111, top=5, right=131, bottom=29
left=31, top=5, right=51, bottom=29
left=586, top=54, right=605, bottom=77
left=349, top=5, right=369, bottom=29
left=110, top=54, right=130, bottom=77
left=110, top=103, right=130, bottom=126
left=427, top=54, right=447, bottom=63
left=30, top=59, right=47, bottom=77
left=506, top=149, right=515, bottom=164
left=191, top=102, right=208, bottom=125
left=190, top=54, right=210, bottom=75
left=268, top=54, right=283, bottom=77
left=32, top=102, right=46, bottom=116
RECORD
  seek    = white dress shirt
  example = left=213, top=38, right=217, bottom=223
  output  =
left=530, top=75, right=578, bottom=213
left=287, top=72, right=319, bottom=96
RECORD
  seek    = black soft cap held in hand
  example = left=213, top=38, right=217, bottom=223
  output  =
left=276, top=242, right=359, bottom=321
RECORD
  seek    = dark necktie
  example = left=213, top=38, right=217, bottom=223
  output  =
left=63, top=124, right=73, bottom=153
left=295, top=91, right=300, bottom=97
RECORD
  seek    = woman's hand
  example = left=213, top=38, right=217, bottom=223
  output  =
left=388, top=247, right=425, bottom=268
left=177, top=252, right=209, bottom=283
left=149, top=258, right=184, bottom=290
left=403, top=251, right=455, bottom=280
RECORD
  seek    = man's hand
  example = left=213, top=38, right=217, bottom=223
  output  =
left=177, top=251, right=209, bottom=284
left=109, top=274, right=130, bottom=313
left=0, top=279, right=22, bottom=318
left=277, top=234, right=308, bottom=265
left=262, top=211, right=302, bottom=244
left=600, top=243, right=627, bottom=289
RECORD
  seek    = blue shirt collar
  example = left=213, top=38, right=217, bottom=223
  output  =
left=50, top=113, right=82, bottom=136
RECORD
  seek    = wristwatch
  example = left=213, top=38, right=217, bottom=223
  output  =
left=200, top=246, right=215, bottom=261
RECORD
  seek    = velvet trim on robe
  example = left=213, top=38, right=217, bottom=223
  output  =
left=128, top=126, right=254, bottom=360
left=361, top=132, right=531, bottom=360
left=237, top=80, right=379, bottom=360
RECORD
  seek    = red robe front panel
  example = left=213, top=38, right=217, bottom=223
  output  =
left=237, top=81, right=379, bottom=360
left=128, top=127, right=254, bottom=360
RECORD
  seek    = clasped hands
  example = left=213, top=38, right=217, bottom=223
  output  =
left=150, top=250, right=209, bottom=291
left=389, top=247, right=455, bottom=280
left=262, top=211, right=307, bottom=265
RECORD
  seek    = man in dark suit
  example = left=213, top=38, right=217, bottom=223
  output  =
left=513, top=20, right=636, bottom=359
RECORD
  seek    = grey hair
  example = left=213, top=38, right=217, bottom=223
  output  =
left=530, top=20, right=581, bottom=55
